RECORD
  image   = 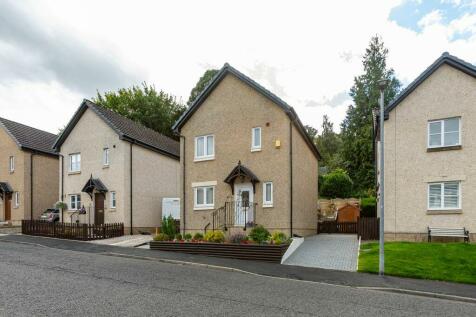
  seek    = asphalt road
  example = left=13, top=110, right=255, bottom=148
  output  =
left=0, top=240, right=474, bottom=317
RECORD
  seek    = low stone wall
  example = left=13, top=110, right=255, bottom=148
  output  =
left=384, top=232, right=475, bottom=243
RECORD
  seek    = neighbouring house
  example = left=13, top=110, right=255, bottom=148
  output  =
left=375, top=52, right=476, bottom=241
left=0, top=117, right=59, bottom=225
left=172, top=63, right=320, bottom=237
left=53, top=100, right=180, bottom=234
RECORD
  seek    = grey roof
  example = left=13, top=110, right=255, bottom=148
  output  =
left=172, top=63, right=321, bottom=160
left=53, top=100, right=180, bottom=159
left=0, top=182, right=13, bottom=194
left=224, top=161, right=260, bottom=184
left=385, top=52, right=476, bottom=116
left=82, top=176, right=108, bottom=194
left=0, top=117, right=58, bottom=156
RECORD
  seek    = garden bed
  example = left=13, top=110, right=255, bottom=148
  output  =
left=150, top=241, right=289, bottom=263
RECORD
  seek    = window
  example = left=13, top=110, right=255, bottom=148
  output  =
left=14, top=192, right=19, bottom=207
left=428, top=181, right=460, bottom=210
left=263, top=182, right=273, bottom=207
left=194, top=186, right=214, bottom=209
left=195, top=135, right=214, bottom=160
left=251, top=127, right=262, bottom=151
left=9, top=156, right=14, bottom=173
left=69, top=194, right=81, bottom=210
left=69, top=153, right=81, bottom=172
left=110, top=191, right=116, bottom=209
left=428, top=117, right=460, bottom=148
left=103, top=148, right=110, bottom=166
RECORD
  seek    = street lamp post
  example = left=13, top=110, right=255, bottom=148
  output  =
left=378, top=79, right=388, bottom=276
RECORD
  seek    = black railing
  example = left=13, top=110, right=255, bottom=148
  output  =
left=211, top=200, right=258, bottom=231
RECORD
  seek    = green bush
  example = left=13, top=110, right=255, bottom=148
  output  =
left=193, top=232, right=204, bottom=241
left=184, top=233, right=192, bottom=240
left=204, top=230, right=225, bottom=243
left=153, top=233, right=170, bottom=241
left=320, top=168, right=353, bottom=198
left=249, top=225, right=271, bottom=244
left=229, top=232, right=248, bottom=244
left=270, top=231, right=289, bottom=245
left=175, top=233, right=183, bottom=240
left=161, top=215, right=176, bottom=237
left=361, top=197, right=377, bottom=217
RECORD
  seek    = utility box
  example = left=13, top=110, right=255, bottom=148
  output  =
left=162, top=198, right=180, bottom=220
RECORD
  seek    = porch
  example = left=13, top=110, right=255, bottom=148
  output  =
left=208, top=200, right=258, bottom=232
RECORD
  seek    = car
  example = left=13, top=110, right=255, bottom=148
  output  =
left=39, top=208, right=60, bottom=222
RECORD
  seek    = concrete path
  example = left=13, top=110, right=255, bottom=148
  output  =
left=88, top=234, right=152, bottom=247
left=284, top=234, right=359, bottom=271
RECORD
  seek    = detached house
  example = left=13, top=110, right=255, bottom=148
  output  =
left=0, top=117, right=59, bottom=225
left=53, top=100, right=180, bottom=234
left=173, top=64, right=320, bottom=237
left=376, top=53, right=476, bottom=241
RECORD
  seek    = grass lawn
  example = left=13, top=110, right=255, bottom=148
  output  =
left=358, top=242, right=476, bottom=284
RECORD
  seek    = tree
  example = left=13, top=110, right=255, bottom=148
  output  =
left=316, top=115, right=343, bottom=171
left=187, top=69, right=219, bottom=105
left=340, top=35, right=401, bottom=193
left=304, top=125, right=318, bottom=142
left=320, top=168, right=353, bottom=198
left=93, top=83, right=186, bottom=139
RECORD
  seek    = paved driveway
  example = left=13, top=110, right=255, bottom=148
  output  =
left=284, top=234, right=359, bottom=271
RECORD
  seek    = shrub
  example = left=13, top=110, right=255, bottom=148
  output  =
left=153, top=233, right=170, bottom=241
left=193, top=232, right=204, bottom=241
left=270, top=231, right=289, bottom=245
left=175, top=233, right=183, bottom=240
left=361, top=196, right=377, bottom=217
left=184, top=233, right=192, bottom=240
left=204, top=230, right=225, bottom=243
left=320, top=168, right=353, bottom=198
left=161, top=215, right=176, bottom=237
left=229, top=232, right=248, bottom=244
left=249, top=225, right=271, bottom=244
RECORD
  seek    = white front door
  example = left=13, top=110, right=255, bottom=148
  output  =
left=234, top=183, right=254, bottom=226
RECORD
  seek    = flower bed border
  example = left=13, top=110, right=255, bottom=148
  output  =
left=149, top=241, right=289, bottom=263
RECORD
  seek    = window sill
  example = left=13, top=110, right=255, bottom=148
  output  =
left=193, top=206, right=214, bottom=211
left=109, top=208, right=116, bottom=211
left=68, top=171, right=81, bottom=175
left=427, top=145, right=462, bottom=152
left=262, top=204, right=273, bottom=208
left=251, top=148, right=262, bottom=152
left=103, top=165, right=110, bottom=169
left=194, top=157, right=215, bottom=162
left=67, top=210, right=80, bottom=212
left=427, top=209, right=462, bottom=215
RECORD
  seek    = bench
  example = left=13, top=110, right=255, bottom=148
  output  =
left=428, top=227, right=470, bottom=243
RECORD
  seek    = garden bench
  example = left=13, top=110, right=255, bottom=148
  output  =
left=427, top=227, right=469, bottom=243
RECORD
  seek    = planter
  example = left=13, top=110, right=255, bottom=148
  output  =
left=150, top=241, right=289, bottom=263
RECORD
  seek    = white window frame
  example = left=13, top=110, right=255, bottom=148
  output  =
left=251, top=127, right=262, bottom=152
left=193, top=186, right=215, bottom=210
left=263, top=182, right=273, bottom=207
left=69, top=153, right=81, bottom=173
left=427, top=181, right=461, bottom=211
left=194, top=135, right=215, bottom=161
left=69, top=194, right=81, bottom=211
left=110, top=191, right=116, bottom=209
left=9, top=156, right=14, bottom=173
left=427, top=117, right=461, bottom=149
left=14, top=192, right=19, bottom=208
left=103, top=148, right=110, bottom=166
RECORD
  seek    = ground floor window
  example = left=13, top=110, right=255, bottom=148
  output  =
left=263, top=182, right=273, bottom=207
left=14, top=192, right=19, bottom=207
left=428, top=181, right=460, bottom=210
left=194, top=186, right=214, bottom=210
left=110, top=191, right=116, bottom=209
left=69, top=194, right=81, bottom=210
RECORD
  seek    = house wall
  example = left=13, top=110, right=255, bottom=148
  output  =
left=29, top=153, right=59, bottom=220
left=383, top=64, right=476, bottom=241
left=180, top=73, right=318, bottom=236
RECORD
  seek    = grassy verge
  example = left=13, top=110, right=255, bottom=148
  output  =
left=358, top=242, right=476, bottom=284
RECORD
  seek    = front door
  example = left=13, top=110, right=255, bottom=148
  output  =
left=4, top=194, right=11, bottom=221
left=94, top=193, right=105, bottom=225
left=234, top=183, right=254, bottom=226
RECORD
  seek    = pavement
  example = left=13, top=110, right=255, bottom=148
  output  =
left=284, top=234, right=359, bottom=271
left=1, top=237, right=475, bottom=316
left=88, top=234, right=152, bottom=247
left=0, top=234, right=475, bottom=303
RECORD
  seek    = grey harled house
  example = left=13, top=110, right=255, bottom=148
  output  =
left=53, top=99, right=180, bottom=234
left=0, top=117, right=59, bottom=225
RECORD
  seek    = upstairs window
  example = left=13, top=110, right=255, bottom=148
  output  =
left=103, top=148, right=110, bottom=166
left=195, top=135, right=214, bottom=160
left=9, top=156, right=14, bottom=173
left=251, top=127, right=262, bottom=151
left=69, top=153, right=81, bottom=172
left=428, top=117, right=460, bottom=148
left=428, top=181, right=460, bottom=210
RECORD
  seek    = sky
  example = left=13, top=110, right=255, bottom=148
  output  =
left=0, top=0, right=475, bottom=134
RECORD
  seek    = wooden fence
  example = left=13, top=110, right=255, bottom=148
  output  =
left=318, top=217, right=379, bottom=240
left=22, top=220, right=124, bottom=241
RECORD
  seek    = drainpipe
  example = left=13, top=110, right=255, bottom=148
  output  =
left=130, top=142, right=133, bottom=235
left=180, top=135, right=186, bottom=235
left=30, top=152, right=35, bottom=220
left=289, top=120, right=293, bottom=236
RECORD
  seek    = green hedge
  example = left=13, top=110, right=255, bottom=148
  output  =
left=361, top=197, right=377, bottom=217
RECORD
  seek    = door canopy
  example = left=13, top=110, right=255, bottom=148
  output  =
left=0, top=182, right=13, bottom=199
left=82, top=175, right=108, bottom=198
left=224, top=161, right=260, bottom=194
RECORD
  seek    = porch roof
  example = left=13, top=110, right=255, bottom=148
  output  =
left=0, top=182, right=13, bottom=197
left=82, top=176, right=108, bottom=197
left=224, top=161, right=260, bottom=193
